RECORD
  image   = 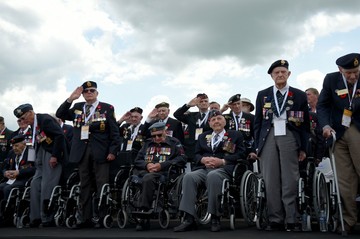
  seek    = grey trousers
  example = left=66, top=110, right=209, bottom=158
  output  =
left=334, top=124, right=360, bottom=226
left=179, top=168, right=229, bottom=217
left=30, top=147, right=62, bottom=223
left=259, top=127, right=299, bottom=224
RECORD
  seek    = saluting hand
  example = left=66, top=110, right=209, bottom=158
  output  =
left=68, top=86, right=83, bottom=102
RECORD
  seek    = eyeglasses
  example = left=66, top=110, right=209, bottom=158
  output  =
left=151, top=133, right=163, bottom=138
left=83, top=89, right=96, bottom=93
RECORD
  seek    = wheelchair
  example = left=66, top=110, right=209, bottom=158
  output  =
left=13, top=178, right=33, bottom=228
left=195, top=158, right=257, bottom=230
left=117, top=163, right=184, bottom=229
left=91, top=165, right=130, bottom=228
left=0, top=181, right=30, bottom=227
left=42, top=167, right=80, bottom=227
left=297, top=156, right=329, bottom=232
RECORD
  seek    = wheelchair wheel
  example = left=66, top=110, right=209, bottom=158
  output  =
left=255, top=178, right=268, bottom=230
left=103, top=214, right=113, bottom=229
left=117, top=209, right=128, bottom=229
left=13, top=214, right=18, bottom=227
left=196, top=188, right=210, bottom=225
left=229, top=209, right=236, bottom=230
left=55, top=212, right=64, bottom=227
left=20, top=208, right=30, bottom=227
left=159, top=209, right=170, bottom=229
left=65, top=215, right=77, bottom=229
left=313, top=170, right=329, bottom=227
left=240, top=170, right=257, bottom=226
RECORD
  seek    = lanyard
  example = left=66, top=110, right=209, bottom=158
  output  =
left=197, top=111, right=209, bottom=127
left=211, top=130, right=224, bottom=150
left=32, top=116, right=38, bottom=147
left=274, top=88, right=288, bottom=117
left=342, top=76, right=358, bottom=108
left=232, top=112, right=243, bottom=131
left=83, top=101, right=99, bottom=123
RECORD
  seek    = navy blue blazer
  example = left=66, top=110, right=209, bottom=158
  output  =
left=254, top=86, right=310, bottom=155
left=35, top=114, right=66, bottom=163
left=317, top=71, right=360, bottom=140
left=56, top=101, right=121, bottom=164
left=224, top=111, right=255, bottom=154
left=193, top=129, right=246, bottom=175
left=174, top=104, right=212, bottom=159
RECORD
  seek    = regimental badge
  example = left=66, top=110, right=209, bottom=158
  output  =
left=354, top=57, right=359, bottom=67
left=86, top=81, right=91, bottom=87
left=281, top=60, right=286, bottom=65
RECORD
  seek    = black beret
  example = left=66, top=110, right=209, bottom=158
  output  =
left=130, top=107, right=143, bottom=114
left=155, top=102, right=170, bottom=108
left=336, top=53, right=360, bottom=69
left=197, top=93, right=208, bottom=99
left=148, top=121, right=166, bottom=132
left=208, top=110, right=223, bottom=119
left=10, top=134, right=25, bottom=144
left=14, top=103, right=33, bottom=118
left=82, top=81, right=97, bottom=89
left=268, top=60, right=289, bottom=74
left=228, top=94, right=241, bottom=104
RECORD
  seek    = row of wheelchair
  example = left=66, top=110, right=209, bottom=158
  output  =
left=0, top=156, right=353, bottom=232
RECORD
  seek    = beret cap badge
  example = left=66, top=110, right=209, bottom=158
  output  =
left=354, top=57, right=359, bottom=67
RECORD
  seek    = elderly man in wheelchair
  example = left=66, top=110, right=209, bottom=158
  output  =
left=132, top=121, right=187, bottom=231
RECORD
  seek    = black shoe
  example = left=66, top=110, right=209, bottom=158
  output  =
left=136, top=219, right=150, bottom=231
left=265, top=222, right=284, bottom=231
left=173, top=220, right=197, bottom=232
left=29, top=219, right=42, bottom=228
left=286, top=223, right=301, bottom=232
left=337, top=222, right=353, bottom=235
left=73, top=220, right=93, bottom=229
left=210, top=216, right=221, bottom=232
left=41, top=220, right=55, bottom=227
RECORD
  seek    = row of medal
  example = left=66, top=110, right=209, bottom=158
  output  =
left=73, top=112, right=107, bottom=127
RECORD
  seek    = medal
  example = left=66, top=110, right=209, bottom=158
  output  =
left=100, top=121, right=105, bottom=131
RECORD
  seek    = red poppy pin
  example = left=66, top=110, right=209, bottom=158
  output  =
left=288, top=91, right=294, bottom=97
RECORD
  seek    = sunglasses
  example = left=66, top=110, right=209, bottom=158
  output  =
left=151, top=133, right=163, bottom=138
left=83, top=89, right=96, bottom=93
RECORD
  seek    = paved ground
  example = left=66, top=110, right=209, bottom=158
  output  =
left=0, top=219, right=358, bottom=239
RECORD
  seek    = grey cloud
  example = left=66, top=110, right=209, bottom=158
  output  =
left=107, top=0, right=360, bottom=69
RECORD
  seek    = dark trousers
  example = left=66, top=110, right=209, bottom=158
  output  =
left=78, top=144, right=109, bottom=222
left=139, top=172, right=163, bottom=209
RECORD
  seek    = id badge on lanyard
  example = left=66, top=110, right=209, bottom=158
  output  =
left=342, top=108, right=352, bottom=127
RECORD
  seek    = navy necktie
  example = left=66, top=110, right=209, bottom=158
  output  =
left=85, top=105, right=91, bottom=117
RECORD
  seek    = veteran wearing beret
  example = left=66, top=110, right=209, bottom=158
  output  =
left=56, top=81, right=120, bottom=228
left=117, top=107, right=145, bottom=164
left=133, top=121, right=187, bottom=231
left=254, top=60, right=310, bottom=231
left=174, top=94, right=212, bottom=170
left=0, top=135, right=35, bottom=203
left=317, top=53, right=360, bottom=233
left=143, top=102, right=184, bottom=144
left=221, top=94, right=256, bottom=159
left=174, top=110, right=245, bottom=232
left=13, top=103, right=66, bottom=227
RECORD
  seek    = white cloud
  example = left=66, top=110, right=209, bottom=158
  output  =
left=296, top=70, right=325, bottom=92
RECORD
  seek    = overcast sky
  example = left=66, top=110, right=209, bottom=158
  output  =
left=1, top=0, right=360, bottom=130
